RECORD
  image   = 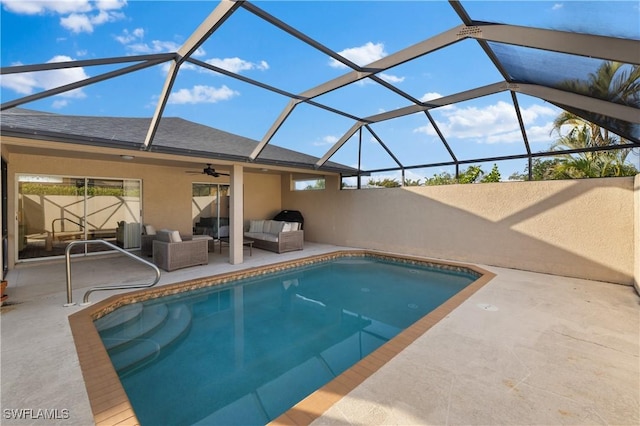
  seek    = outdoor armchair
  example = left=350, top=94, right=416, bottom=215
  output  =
left=152, top=229, right=209, bottom=271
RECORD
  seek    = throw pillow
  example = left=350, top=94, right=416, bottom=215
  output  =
left=156, top=230, right=172, bottom=242
left=282, top=222, right=292, bottom=232
left=145, top=224, right=156, bottom=235
left=269, top=220, right=285, bottom=234
left=170, top=230, right=182, bottom=243
left=249, top=220, right=264, bottom=233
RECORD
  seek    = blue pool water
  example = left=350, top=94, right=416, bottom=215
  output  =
left=95, top=256, right=478, bottom=425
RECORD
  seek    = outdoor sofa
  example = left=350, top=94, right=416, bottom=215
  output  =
left=244, top=219, right=303, bottom=254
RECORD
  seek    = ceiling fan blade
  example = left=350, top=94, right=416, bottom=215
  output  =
left=185, top=164, right=229, bottom=177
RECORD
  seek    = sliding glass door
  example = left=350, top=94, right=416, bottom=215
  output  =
left=192, top=183, right=229, bottom=239
left=17, top=175, right=141, bottom=261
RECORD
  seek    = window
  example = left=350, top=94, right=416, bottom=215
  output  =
left=292, top=176, right=325, bottom=191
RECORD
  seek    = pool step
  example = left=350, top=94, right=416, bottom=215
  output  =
left=105, top=304, right=192, bottom=374
left=99, top=303, right=169, bottom=352
left=94, top=302, right=144, bottom=334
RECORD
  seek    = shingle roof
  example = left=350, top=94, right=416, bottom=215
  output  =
left=0, top=108, right=358, bottom=175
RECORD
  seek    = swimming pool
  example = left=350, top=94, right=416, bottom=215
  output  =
left=88, top=252, right=486, bottom=425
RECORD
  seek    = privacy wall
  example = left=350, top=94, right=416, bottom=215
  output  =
left=284, top=175, right=637, bottom=286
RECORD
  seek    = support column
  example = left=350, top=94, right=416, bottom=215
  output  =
left=634, top=174, right=639, bottom=293
left=229, top=164, right=244, bottom=265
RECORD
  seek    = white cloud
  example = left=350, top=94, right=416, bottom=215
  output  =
left=168, top=85, right=239, bottom=104
left=60, top=13, right=92, bottom=33
left=1, top=0, right=127, bottom=33
left=330, top=42, right=387, bottom=68
left=60, top=8, right=123, bottom=33
left=192, top=47, right=207, bottom=58
left=327, top=42, right=404, bottom=86
left=127, top=40, right=182, bottom=54
left=96, top=0, right=127, bottom=11
left=0, top=0, right=93, bottom=15
left=52, top=99, right=69, bottom=109
left=163, top=56, right=268, bottom=76
left=115, top=28, right=144, bottom=45
left=1, top=56, right=88, bottom=109
left=0, top=71, right=39, bottom=95
left=124, top=33, right=206, bottom=56
left=552, top=3, right=564, bottom=11
left=379, top=73, right=404, bottom=83
left=420, top=92, right=443, bottom=102
left=160, top=61, right=193, bottom=74
left=519, top=103, right=557, bottom=122
left=91, top=9, right=114, bottom=25
left=313, top=135, right=338, bottom=146
left=0, top=55, right=88, bottom=101
left=413, top=100, right=558, bottom=144
left=523, top=123, right=557, bottom=143
left=205, top=57, right=269, bottom=73
left=420, top=91, right=455, bottom=110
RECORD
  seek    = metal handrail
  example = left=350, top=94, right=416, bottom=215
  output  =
left=52, top=217, right=84, bottom=240
left=64, top=240, right=161, bottom=306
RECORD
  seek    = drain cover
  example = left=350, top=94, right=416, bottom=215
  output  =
left=477, top=303, right=498, bottom=311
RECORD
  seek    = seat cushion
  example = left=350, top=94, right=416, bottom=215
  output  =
left=244, top=232, right=279, bottom=242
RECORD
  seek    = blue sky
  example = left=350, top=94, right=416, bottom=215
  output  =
left=1, top=0, right=639, bottom=182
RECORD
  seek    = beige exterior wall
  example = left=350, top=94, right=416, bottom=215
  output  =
left=284, top=174, right=637, bottom=285
left=243, top=172, right=282, bottom=226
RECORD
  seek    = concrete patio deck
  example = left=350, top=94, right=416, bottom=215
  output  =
left=1, top=242, right=638, bottom=425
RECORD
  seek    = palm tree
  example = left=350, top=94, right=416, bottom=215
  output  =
left=548, top=61, right=639, bottom=178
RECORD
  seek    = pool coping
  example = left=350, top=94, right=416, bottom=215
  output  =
left=68, top=250, right=495, bottom=425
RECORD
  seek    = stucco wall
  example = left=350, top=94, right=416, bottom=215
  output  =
left=284, top=174, right=636, bottom=285
left=635, top=174, right=640, bottom=292
left=243, top=172, right=282, bottom=226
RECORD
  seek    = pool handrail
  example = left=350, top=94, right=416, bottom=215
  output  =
left=64, top=239, right=161, bottom=306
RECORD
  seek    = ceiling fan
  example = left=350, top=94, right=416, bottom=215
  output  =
left=186, top=164, right=230, bottom=177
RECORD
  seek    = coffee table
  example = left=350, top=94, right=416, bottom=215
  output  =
left=218, top=237, right=254, bottom=256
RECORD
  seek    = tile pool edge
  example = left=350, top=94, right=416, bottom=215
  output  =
left=68, top=250, right=495, bottom=426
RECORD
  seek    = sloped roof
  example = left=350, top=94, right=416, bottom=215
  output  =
left=1, top=1, right=638, bottom=179
left=0, top=108, right=358, bottom=174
